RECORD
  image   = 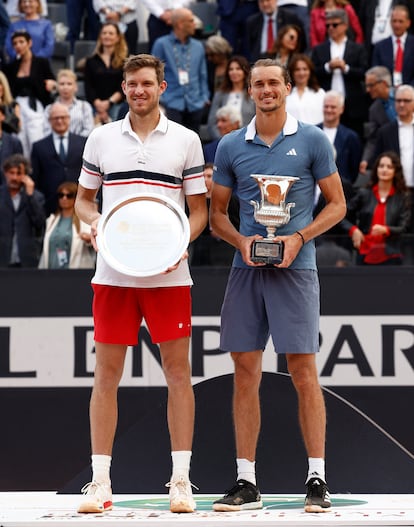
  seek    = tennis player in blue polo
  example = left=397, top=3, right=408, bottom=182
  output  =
left=210, top=59, right=346, bottom=513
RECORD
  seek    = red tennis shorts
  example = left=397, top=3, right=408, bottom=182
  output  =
left=92, top=284, right=192, bottom=345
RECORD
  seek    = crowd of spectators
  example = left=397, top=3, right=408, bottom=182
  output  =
left=0, top=0, right=413, bottom=268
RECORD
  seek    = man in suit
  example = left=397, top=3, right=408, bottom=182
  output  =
left=246, top=0, right=305, bottom=62
left=371, top=4, right=414, bottom=87
left=374, top=84, right=414, bottom=179
left=317, top=90, right=362, bottom=185
left=0, top=104, right=23, bottom=184
left=314, top=91, right=357, bottom=257
left=31, top=102, right=86, bottom=216
left=374, top=83, right=414, bottom=230
left=0, top=153, right=45, bottom=267
left=359, top=66, right=396, bottom=173
left=311, top=9, right=368, bottom=139
left=359, top=0, right=414, bottom=62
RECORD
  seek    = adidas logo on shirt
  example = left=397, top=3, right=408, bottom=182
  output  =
left=286, top=148, right=297, bottom=156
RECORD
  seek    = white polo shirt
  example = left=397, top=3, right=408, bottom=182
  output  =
left=79, top=111, right=206, bottom=288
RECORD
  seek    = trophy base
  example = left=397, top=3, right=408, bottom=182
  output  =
left=251, top=239, right=284, bottom=265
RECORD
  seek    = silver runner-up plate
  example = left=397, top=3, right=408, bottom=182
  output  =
left=97, top=193, right=190, bottom=277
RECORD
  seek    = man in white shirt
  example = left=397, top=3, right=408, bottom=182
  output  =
left=75, top=53, right=207, bottom=516
left=374, top=84, right=414, bottom=187
left=374, top=84, right=414, bottom=231
left=311, top=9, right=368, bottom=138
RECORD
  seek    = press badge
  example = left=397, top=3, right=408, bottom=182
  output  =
left=178, top=69, right=189, bottom=85
left=377, top=18, right=386, bottom=33
left=57, top=248, right=68, bottom=267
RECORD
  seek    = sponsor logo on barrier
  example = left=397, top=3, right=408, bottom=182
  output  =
left=0, top=316, right=413, bottom=387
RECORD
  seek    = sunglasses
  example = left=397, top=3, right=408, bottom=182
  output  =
left=58, top=192, right=75, bottom=199
left=364, top=80, right=382, bottom=89
left=325, top=22, right=342, bottom=28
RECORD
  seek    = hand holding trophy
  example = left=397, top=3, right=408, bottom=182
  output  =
left=250, top=174, right=299, bottom=264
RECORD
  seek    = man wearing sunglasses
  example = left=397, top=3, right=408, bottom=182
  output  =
left=359, top=66, right=396, bottom=175
left=31, top=101, right=86, bottom=216
left=311, top=9, right=368, bottom=140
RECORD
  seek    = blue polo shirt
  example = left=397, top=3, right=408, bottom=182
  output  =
left=213, top=113, right=337, bottom=270
left=151, top=32, right=210, bottom=112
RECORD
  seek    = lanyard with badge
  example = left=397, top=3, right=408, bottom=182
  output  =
left=173, top=42, right=191, bottom=86
left=374, top=1, right=392, bottom=34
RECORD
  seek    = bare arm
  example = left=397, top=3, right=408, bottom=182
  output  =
left=276, top=171, right=347, bottom=268
left=74, top=184, right=100, bottom=251
left=210, top=182, right=263, bottom=266
left=163, top=192, right=207, bottom=273
left=186, top=192, right=208, bottom=243
left=300, top=171, right=346, bottom=241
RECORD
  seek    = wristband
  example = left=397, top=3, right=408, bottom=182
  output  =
left=295, top=230, right=305, bottom=246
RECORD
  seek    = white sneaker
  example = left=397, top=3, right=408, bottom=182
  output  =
left=77, top=481, right=113, bottom=513
left=166, top=476, right=197, bottom=513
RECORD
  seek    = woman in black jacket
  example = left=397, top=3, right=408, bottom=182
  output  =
left=341, top=151, right=411, bottom=265
left=3, top=30, right=55, bottom=157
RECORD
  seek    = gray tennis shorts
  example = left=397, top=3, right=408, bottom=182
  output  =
left=220, top=267, right=320, bottom=354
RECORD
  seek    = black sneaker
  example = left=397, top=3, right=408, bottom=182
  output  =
left=304, top=477, right=332, bottom=513
left=213, top=479, right=263, bottom=512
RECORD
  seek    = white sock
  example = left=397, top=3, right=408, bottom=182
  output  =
left=306, top=457, right=325, bottom=483
left=237, top=458, right=256, bottom=486
left=171, top=450, right=192, bottom=480
left=91, top=454, right=111, bottom=486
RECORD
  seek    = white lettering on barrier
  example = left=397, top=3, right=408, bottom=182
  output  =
left=0, top=315, right=413, bottom=387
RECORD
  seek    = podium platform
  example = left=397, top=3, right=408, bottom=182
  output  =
left=1, top=492, right=413, bottom=526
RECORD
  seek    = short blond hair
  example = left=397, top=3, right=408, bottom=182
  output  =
left=57, top=69, right=77, bottom=82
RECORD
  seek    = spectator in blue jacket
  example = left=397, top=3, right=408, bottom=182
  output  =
left=151, top=8, right=209, bottom=134
left=5, top=0, right=54, bottom=60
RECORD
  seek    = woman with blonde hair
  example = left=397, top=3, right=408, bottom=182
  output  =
left=310, top=0, right=363, bottom=47
left=43, top=69, right=94, bottom=137
left=0, top=71, right=21, bottom=133
left=38, top=182, right=96, bottom=269
left=84, top=22, right=127, bottom=121
left=5, top=0, right=54, bottom=59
